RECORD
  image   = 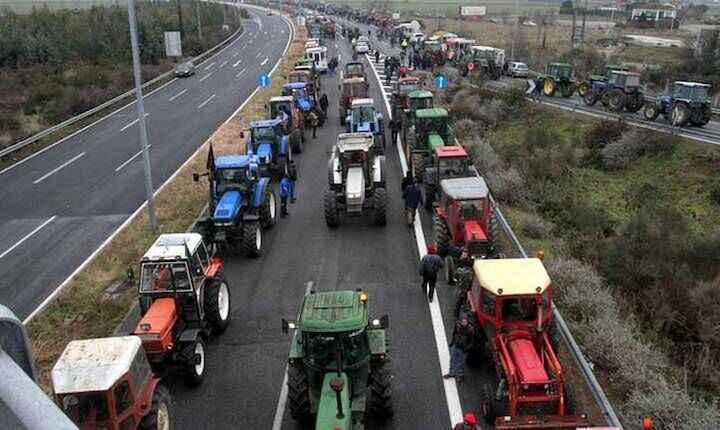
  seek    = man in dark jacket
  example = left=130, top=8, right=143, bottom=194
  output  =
left=401, top=170, right=413, bottom=193
left=419, top=244, right=443, bottom=302
left=389, top=116, right=401, bottom=145
left=402, top=179, right=422, bottom=226
left=443, top=314, right=476, bottom=382
left=288, top=160, right=298, bottom=203
left=319, top=93, right=329, bottom=119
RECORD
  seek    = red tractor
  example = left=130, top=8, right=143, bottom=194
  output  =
left=338, top=76, right=369, bottom=125
left=133, top=233, right=231, bottom=386
left=423, top=145, right=473, bottom=209
left=464, top=258, right=585, bottom=428
left=433, top=176, right=499, bottom=264
left=391, top=76, right=422, bottom=120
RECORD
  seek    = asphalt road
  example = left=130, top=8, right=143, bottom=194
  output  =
left=0, top=7, right=291, bottom=320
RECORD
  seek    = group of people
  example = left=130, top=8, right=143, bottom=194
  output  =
left=383, top=55, right=408, bottom=85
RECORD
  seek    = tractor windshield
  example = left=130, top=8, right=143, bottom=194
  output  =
left=304, top=329, right=371, bottom=369
left=270, top=102, right=293, bottom=118
left=438, top=158, right=468, bottom=177
left=419, top=118, right=448, bottom=136
left=410, top=97, right=433, bottom=112
left=691, top=86, right=710, bottom=102
left=289, top=74, right=307, bottom=84
left=139, top=262, right=192, bottom=293
left=352, top=106, right=375, bottom=123
left=399, top=83, right=419, bottom=94
left=346, top=64, right=363, bottom=76
left=253, top=126, right=276, bottom=142
left=458, top=199, right=484, bottom=219
left=549, top=65, right=571, bottom=79
left=292, top=88, right=309, bottom=101
left=59, top=393, right=110, bottom=425
left=216, top=168, right=250, bottom=194
left=500, top=295, right=546, bottom=325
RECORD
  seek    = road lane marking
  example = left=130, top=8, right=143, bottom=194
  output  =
left=0, top=216, right=57, bottom=261
left=114, top=144, right=152, bottom=172
left=204, top=61, right=216, bottom=70
left=219, top=60, right=228, bottom=68
left=260, top=57, right=269, bottom=66
left=233, top=59, right=242, bottom=67
left=168, top=89, right=187, bottom=102
left=232, top=51, right=239, bottom=58
left=255, top=51, right=262, bottom=59
left=199, top=72, right=214, bottom=82
left=197, top=94, right=216, bottom=109
left=272, top=280, right=314, bottom=430
left=236, top=68, right=246, bottom=78
left=119, top=113, right=149, bottom=132
left=241, top=44, right=247, bottom=50
left=33, top=152, right=86, bottom=184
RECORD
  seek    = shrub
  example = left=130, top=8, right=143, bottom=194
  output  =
left=710, top=180, right=720, bottom=206
left=454, top=118, right=482, bottom=141
left=521, top=212, right=555, bottom=239
left=584, top=119, right=626, bottom=150
left=465, top=136, right=501, bottom=175
left=601, top=129, right=676, bottom=169
left=485, top=167, right=525, bottom=204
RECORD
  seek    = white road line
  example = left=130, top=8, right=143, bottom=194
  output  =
left=338, top=54, right=342, bottom=61
left=119, top=113, right=149, bottom=132
left=197, top=94, right=216, bottom=109
left=199, top=72, right=214, bottom=82
left=0, top=216, right=57, bottom=261
left=168, top=89, right=187, bottom=102
left=33, top=152, right=86, bottom=185
left=232, top=51, right=239, bottom=58
left=241, top=44, right=247, bottom=50
left=204, top=61, right=216, bottom=70
left=233, top=59, right=242, bottom=67
left=236, top=68, right=246, bottom=78
left=260, top=57, right=269, bottom=66
left=272, top=280, right=314, bottom=430
left=219, top=60, right=228, bottom=68
left=255, top=51, right=262, bottom=59
left=114, top=144, right=152, bottom=172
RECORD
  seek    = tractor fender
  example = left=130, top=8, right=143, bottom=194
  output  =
left=178, top=328, right=203, bottom=344
left=328, top=157, right=342, bottom=186
left=373, top=155, right=385, bottom=185
left=368, top=328, right=387, bottom=355
left=251, top=178, right=271, bottom=208
left=206, top=257, right=223, bottom=278
left=279, top=135, right=289, bottom=155
left=289, top=332, right=302, bottom=359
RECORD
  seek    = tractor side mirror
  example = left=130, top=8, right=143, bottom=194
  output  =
left=281, top=318, right=297, bottom=334
left=264, top=103, right=268, bottom=109
left=371, top=314, right=389, bottom=329
left=192, top=173, right=200, bottom=182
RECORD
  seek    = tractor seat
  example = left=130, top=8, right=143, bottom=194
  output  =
left=508, top=337, right=550, bottom=384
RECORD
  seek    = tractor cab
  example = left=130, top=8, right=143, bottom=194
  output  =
left=207, top=155, right=259, bottom=219
left=283, top=82, right=314, bottom=111
left=603, top=64, right=629, bottom=79
left=407, top=108, right=453, bottom=178
left=408, top=90, right=434, bottom=114
left=334, top=133, right=377, bottom=187
left=346, top=98, right=385, bottom=150
left=435, top=176, right=493, bottom=258
left=52, top=336, right=169, bottom=430
left=245, top=119, right=290, bottom=179
left=434, top=146, right=470, bottom=178
left=339, top=77, right=369, bottom=124
left=545, top=63, right=573, bottom=80
left=671, top=81, right=711, bottom=103
left=305, top=46, right=328, bottom=73
left=608, top=70, right=641, bottom=90
left=644, top=81, right=712, bottom=127
left=392, top=77, right=422, bottom=118
left=344, top=61, right=366, bottom=80
left=268, top=96, right=294, bottom=119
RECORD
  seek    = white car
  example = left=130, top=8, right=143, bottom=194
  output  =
left=356, top=41, right=370, bottom=54
left=507, top=61, right=529, bottom=78
left=409, top=32, right=425, bottom=43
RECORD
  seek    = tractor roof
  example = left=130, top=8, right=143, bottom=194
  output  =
left=549, top=62, right=572, bottom=67
left=283, top=82, right=307, bottom=90
left=675, top=81, right=711, bottom=87
left=612, top=70, right=640, bottom=77
left=270, top=95, right=294, bottom=102
left=306, top=46, right=327, bottom=53
left=351, top=98, right=374, bottom=107
left=606, top=64, right=629, bottom=70
left=473, top=258, right=551, bottom=296
left=343, top=77, right=366, bottom=83
left=251, top=118, right=283, bottom=128
left=409, top=90, right=433, bottom=98
left=299, top=291, right=368, bottom=332
left=435, top=145, right=468, bottom=158
left=441, top=176, right=488, bottom=200
left=143, top=233, right=203, bottom=261
left=416, top=108, right=449, bottom=119
left=336, top=132, right=374, bottom=152
left=215, top=155, right=253, bottom=169
left=52, top=336, right=142, bottom=394
left=398, top=76, right=421, bottom=83
left=290, top=69, right=311, bottom=75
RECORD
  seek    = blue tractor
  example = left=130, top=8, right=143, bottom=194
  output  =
left=193, top=150, right=277, bottom=257
left=583, top=70, right=644, bottom=113
left=345, top=97, right=385, bottom=153
left=282, top=82, right=326, bottom=127
left=643, top=81, right=712, bottom=127
left=242, top=119, right=291, bottom=181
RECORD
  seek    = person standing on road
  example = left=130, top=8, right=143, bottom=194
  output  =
left=453, top=252, right=475, bottom=318
left=375, top=49, right=380, bottom=64
left=308, top=110, right=319, bottom=138
left=401, top=170, right=413, bottom=193
left=399, top=63, right=408, bottom=78
left=288, top=160, right=298, bottom=203
left=453, top=413, right=479, bottom=430
left=419, top=244, right=443, bottom=302
left=443, top=314, right=475, bottom=382
left=280, top=175, right=291, bottom=217
left=389, top=116, right=401, bottom=146
left=319, top=93, right=329, bottom=119
left=402, top=179, right=423, bottom=227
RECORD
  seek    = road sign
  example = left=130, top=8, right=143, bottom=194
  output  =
left=526, top=79, right=536, bottom=95
left=257, top=74, right=271, bottom=88
left=164, top=31, right=182, bottom=57
left=434, top=74, right=448, bottom=89
left=459, top=6, right=486, bottom=16
left=392, top=12, right=400, bottom=20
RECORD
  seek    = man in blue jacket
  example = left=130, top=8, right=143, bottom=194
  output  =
left=280, top=175, right=290, bottom=217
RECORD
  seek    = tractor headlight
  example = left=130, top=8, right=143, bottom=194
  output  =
left=348, top=192, right=361, bottom=199
left=214, top=221, right=233, bottom=227
left=523, top=384, right=529, bottom=390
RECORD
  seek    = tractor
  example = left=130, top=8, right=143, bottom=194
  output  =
left=52, top=336, right=172, bottom=430
left=339, top=77, right=369, bottom=125
left=433, top=176, right=498, bottom=269
left=193, top=152, right=276, bottom=256
left=535, top=63, right=576, bottom=98
left=243, top=119, right=292, bottom=181
left=584, top=70, right=645, bottom=113
left=289, top=68, right=319, bottom=98
left=463, top=258, right=584, bottom=427
left=643, top=81, right=713, bottom=127
left=267, top=95, right=304, bottom=153
left=324, top=133, right=387, bottom=227
left=283, top=82, right=326, bottom=127
left=390, top=76, right=422, bottom=120
left=132, top=233, right=232, bottom=384
left=405, top=108, right=454, bottom=180
left=401, top=90, right=434, bottom=142
left=345, top=98, right=385, bottom=152
left=423, top=145, right=472, bottom=210
left=577, top=64, right=629, bottom=97
left=457, top=46, right=503, bottom=79
left=344, top=61, right=367, bottom=81
left=282, top=290, right=393, bottom=429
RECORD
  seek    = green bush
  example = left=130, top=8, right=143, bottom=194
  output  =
left=24, top=81, right=64, bottom=115
left=601, top=129, right=676, bottom=169
left=710, top=181, right=720, bottom=206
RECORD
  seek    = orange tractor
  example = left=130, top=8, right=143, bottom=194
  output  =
left=464, top=258, right=587, bottom=428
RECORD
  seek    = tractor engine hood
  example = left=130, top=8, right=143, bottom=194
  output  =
left=353, top=121, right=373, bottom=133
left=134, top=298, right=176, bottom=355
left=297, top=98, right=312, bottom=111
left=213, top=191, right=243, bottom=222
left=315, top=372, right=351, bottom=430
left=345, top=166, right=365, bottom=211
left=463, top=220, right=488, bottom=243
left=428, top=133, right=445, bottom=151
left=255, top=143, right=273, bottom=163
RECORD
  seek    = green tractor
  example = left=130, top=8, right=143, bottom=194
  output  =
left=282, top=290, right=393, bottom=430
left=401, top=90, right=434, bottom=143
left=405, top=108, right=454, bottom=181
left=577, top=64, right=629, bottom=97
left=536, top=63, right=576, bottom=98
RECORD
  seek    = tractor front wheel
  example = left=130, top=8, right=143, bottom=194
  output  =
left=373, top=187, right=388, bottom=226
left=260, top=186, right=277, bottom=229
left=139, top=385, right=172, bottom=430
left=482, top=384, right=499, bottom=424
left=444, top=255, right=456, bottom=284
left=241, top=222, right=262, bottom=258
left=542, top=79, right=556, bottom=97
left=411, top=153, right=425, bottom=182
left=643, top=103, right=660, bottom=121
left=433, top=214, right=451, bottom=257
left=564, top=382, right=576, bottom=414
left=183, top=338, right=206, bottom=386
left=578, top=81, right=590, bottom=97
left=671, top=103, right=690, bottom=126
left=324, top=190, right=340, bottom=227
left=204, top=275, right=231, bottom=332
left=287, top=361, right=312, bottom=423
left=290, top=128, right=303, bottom=153
left=606, top=89, right=626, bottom=112
left=626, top=95, right=644, bottom=113
left=583, top=90, right=598, bottom=106
left=369, top=360, right=394, bottom=421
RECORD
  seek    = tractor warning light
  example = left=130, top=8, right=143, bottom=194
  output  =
left=359, top=292, right=368, bottom=303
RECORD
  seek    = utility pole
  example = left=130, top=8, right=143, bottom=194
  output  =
left=197, top=0, right=202, bottom=40
left=176, top=0, right=184, bottom=39
left=510, top=0, right=520, bottom=61
left=435, top=3, right=439, bottom=33
left=127, top=0, right=158, bottom=232
left=580, top=0, right=588, bottom=49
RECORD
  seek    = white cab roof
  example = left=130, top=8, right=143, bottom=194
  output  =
left=142, top=233, right=202, bottom=261
left=675, top=81, right=711, bottom=87
left=351, top=98, right=374, bottom=107
left=336, top=133, right=374, bottom=152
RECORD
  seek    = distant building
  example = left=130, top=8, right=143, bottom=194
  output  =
left=631, top=7, right=678, bottom=21
left=629, top=4, right=679, bottom=28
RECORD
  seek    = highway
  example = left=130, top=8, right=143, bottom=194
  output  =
left=0, top=7, right=291, bottom=320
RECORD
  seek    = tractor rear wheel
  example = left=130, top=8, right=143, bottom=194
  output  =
left=488, top=211, right=499, bottom=257
left=424, top=184, right=435, bottom=210
left=564, top=382, right=576, bottom=414
left=561, top=83, right=575, bottom=98
left=583, top=90, right=598, bottom=106
left=287, top=361, right=312, bottom=423
left=183, top=338, right=206, bottom=386
left=204, top=274, right=231, bottom=332
left=140, top=384, right=172, bottom=430
left=412, top=153, right=425, bottom=182
left=626, top=95, right=644, bottom=113
left=542, top=79, right=556, bottom=97
left=260, top=187, right=277, bottom=229
left=241, top=222, right=262, bottom=257
left=373, top=187, right=388, bottom=226
left=444, top=255, right=456, bottom=284
left=324, top=190, right=340, bottom=227
left=577, top=81, right=589, bottom=97
left=643, top=103, right=660, bottom=121
left=481, top=383, right=498, bottom=424
left=690, top=106, right=711, bottom=127
left=433, top=214, right=451, bottom=257
left=369, top=360, right=394, bottom=421
left=606, top=89, right=626, bottom=112
left=671, top=103, right=690, bottom=126
left=290, top=129, right=303, bottom=153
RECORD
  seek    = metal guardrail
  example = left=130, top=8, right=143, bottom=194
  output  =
left=0, top=26, right=244, bottom=159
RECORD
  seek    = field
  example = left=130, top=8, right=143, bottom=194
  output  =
left=329, top=0, right=563, bottom=18
left=0, top=0, right=119, bottom=13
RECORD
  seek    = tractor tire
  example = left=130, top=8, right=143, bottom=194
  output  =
left=606, top=89, right=626, bottom=112
left=626, top=95, right=644, bottom=113
left=290, top=128, right=303, bottom=153
left=324, top=189, right=340, bottom=227
left=564, top=382, right=576, bottom=414
left=482, top=383, right=498, bottom=424
left=287, top=361, right=312, bottom=423
left=204, top=274, right=231, bottom=332
left=241, top=222, right=262, bottom=258
left=643, top=103, right=660, bottom=121
left=577, top=81, right=590, bottom=97
left=369, top=360, right=394, bottom=421
left=690, top=106, right=711, bottom=127
left=433, top=214, right=451, bottom=257
left=139, top=384, right=172, bottom=430
left=444, top=255, right=456, bottom=284
left=373, top=187, right=388, bottom=226
left=423, top=184, right=435, bottom=210
left=314, top=108, right=325, bottom=127
left=542, top=79, right=556, bottom=97
left=182, top=338, right=206, bottom=386
left=583, top=90, right=598, bottom=106
left=488, top=211, right=499, bottom=257
left=561, top=83, right=575, bottom=98
left=260, top=186, right=277, bottom=229
left=412, top=153, right=425, bottom=182
left=670, top=103, right=690, bottom=126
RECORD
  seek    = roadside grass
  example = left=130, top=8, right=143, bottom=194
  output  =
left=332, top=0, right=561, bottom=17
left=28, top=19, right=306, bottom=392
left=617, top=45, right=686, bottom=66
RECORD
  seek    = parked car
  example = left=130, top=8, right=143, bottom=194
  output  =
left=507, top=61, right=529, bottom=78
left=175, top=62, right=195, bottom=78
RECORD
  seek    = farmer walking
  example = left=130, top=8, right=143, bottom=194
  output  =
left=288, top=159, right=298, bottom=203
left=402, top=179, right=422, bottom=227
left=419, top=244, right=443, bottom=302
left=389, top=116, right=401, bottom=146
left=308, top=110, right=319, bottom=138
left=280, top=175, right=290, bottom=217
left=443, top=314, right=475, bottom=382
left=319, top=93, right=329, bottom=119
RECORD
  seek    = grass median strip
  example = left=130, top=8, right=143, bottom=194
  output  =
left=28, top=18, right=306, bottom=391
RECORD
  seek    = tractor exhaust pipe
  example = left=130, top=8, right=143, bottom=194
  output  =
left=332, top=339, right=345, bottom=419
